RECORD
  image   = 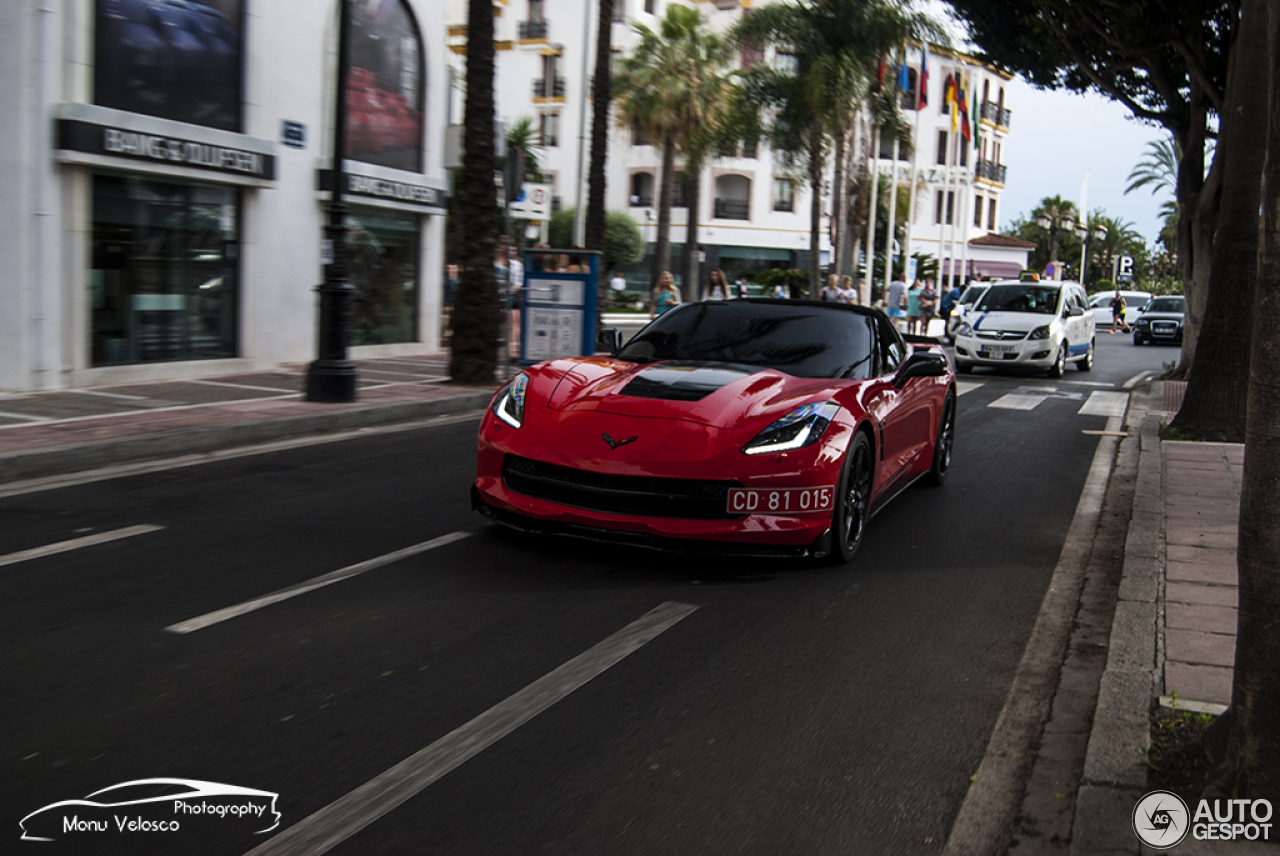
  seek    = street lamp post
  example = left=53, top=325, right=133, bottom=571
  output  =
left=306, top=0, right=357, bottom=403
left=1035, top=210, right=1075, bottom=276
left=1076, top=220, right=1108, bottom=288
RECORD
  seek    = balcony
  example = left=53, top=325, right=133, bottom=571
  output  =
left=629, top=194, right=653, bottom=207
left=773, top=199, right=793, bottom=212
left=975, top=159, right=1008, bottom=184
left=980, top=101, right=1012, bottom=128
left=714, top=199, right=750, bottom=220
left=532, top=76, right=566, bottom=99
left=518, top=20, right=549, bottom=40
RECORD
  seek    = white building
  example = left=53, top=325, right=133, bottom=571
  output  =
left=445, top=1, right=1029, bottom=295
left=1, top=0, right=451, bottom=394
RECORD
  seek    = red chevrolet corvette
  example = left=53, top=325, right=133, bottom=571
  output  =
left=472, top=299, right=956, bottom=562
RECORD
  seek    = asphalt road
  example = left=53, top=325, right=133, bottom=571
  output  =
left=2, top=334, right=1171, bottom=855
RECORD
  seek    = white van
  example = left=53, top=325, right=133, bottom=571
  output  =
left=953, top=277, right=1096, bottom=377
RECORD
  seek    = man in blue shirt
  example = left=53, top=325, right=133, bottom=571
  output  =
left=940, top=280, right=962, bottom=316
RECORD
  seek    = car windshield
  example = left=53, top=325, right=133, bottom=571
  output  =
left=975, top=284, right=1061, bottom=315
left=959, top=285, right=988, bottom=304
left=1146, top=297, right=1184, bottom=313
left=616, top=300, right=876, bottom=379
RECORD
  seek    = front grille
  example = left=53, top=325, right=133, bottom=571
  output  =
left=975, top=331, right=1028, bottom=341
left=503, top=455, right=743, bottom=519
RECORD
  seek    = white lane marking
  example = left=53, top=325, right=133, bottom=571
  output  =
left=1123, top=370, right=1155, bottom=389
left=190, top=379, right=306, bottom=394
left=165, top=532, right=471, bottom=634
left=1061, top=381, right=1115, bottom=388
left=0, top=524, right=165, bottom=569
left=988, top=394, right=1046, bottom=411
left=242, top=600, right=699, bottom=856
left=0, top=410, right=51, bottom=423
left=71, top=389, right=151, bottom=401
left=956, top=381, right=984, bottom=397
left=0, top=411, right=487, bottom=500
left=1078, top=391, right=1130, bottom=418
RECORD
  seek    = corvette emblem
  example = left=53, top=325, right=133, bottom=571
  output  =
left=602, top=432, right=638, bottom=450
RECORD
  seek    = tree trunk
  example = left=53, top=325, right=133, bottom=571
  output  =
left=449, top=0, right=501, bottom=384
left=1208, top=0, right=1280, bottom=803
left=808, top=123, right=823, bottom=299
left=832, top=129, right=847, bottom=275
left=1173, top=74, right=1212, bottom=376
left=652, top=136, right=676, bottom=290
left=683, top=159, right=703, bottom=299
left=585, top=0, right=612, bottom=254
left=1171, top=0, right=1268, bottom=442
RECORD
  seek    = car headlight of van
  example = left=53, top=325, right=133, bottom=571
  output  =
left=1028, top=325, right=1051, bottom=340
left=956, top=322, right=973, bottom=336
left=743, top=402, right=840, bottom=455
left=492, top=373, right=529, bottom=428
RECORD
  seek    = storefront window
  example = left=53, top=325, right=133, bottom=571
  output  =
left=91, top=174, right=239, bottom=365
left=347, top=206, right=420, bottom=345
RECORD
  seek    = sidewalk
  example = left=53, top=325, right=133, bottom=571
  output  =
left=1069, top=381, right=1271, bottom=855
left=0, top=354, right=498, bottom=485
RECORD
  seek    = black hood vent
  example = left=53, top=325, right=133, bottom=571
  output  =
left=618, top=362, right=756, bottom=402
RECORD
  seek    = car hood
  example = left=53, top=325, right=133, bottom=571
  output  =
left=969, top=311, right=1060, bottom=334
left=542, top=358, right=843, bottom=428
left=1136, top=312, right=1184, bottom=322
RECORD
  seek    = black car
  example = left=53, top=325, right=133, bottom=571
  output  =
left=1133, top=296, right=1185, bottom=345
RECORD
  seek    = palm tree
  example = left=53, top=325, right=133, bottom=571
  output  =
left=449, top=0, right=501, bottom=384
left=505, top=117, right=546, bottom=183
left=585, top=0, right=614, bottom=256
left=1031, top=195, right=1080, bottom=269
left=613, top=6, right=729, bottom=289
left=732, top=0, right=945, bottom=297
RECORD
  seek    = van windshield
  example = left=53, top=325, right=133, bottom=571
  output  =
left=975, top=285, right=1061, bottom=315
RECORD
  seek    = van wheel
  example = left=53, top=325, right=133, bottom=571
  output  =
left=1047, top=344, right=1067, bottom=378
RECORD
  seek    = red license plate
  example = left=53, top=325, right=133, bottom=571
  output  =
left=727, top=487, right=835, bottom=515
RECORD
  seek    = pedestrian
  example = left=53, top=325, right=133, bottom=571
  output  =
left=820, top=274, right=841, bottom=302
left=919, top=280, right=938, bottom=335
left=736, top=275, right=750, bottom=298
left=886, top=276, right=907, bottom=327
left=906, top=279, right=923, bottom=334
left=940, top=280, right=961, bottom=317
left=773, top=282, right=787, bottom=299
left=705, top=269, right=729, bottom=301
left=1109, top=289, right=1127, bottom=333
left=651, top=271, right=681, bottom=318
left=838, top=275, right=859, bottom=305
left=609, top=269, right=627, bottom=308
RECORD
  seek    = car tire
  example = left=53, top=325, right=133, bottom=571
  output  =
left=1077, top=339, right=1094, bottom=371
left=827, top=431, right=874, bottom=564
left=1047, top=344, right=1067, bottom=378
left=924, top=390, right=956, bottom=487
left=957, top=362, right=973, bottom=374
left=1133, top=333, right=1144, bottom=345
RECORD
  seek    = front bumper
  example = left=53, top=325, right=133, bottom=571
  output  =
left=953, top=335, right=1058, bottom=367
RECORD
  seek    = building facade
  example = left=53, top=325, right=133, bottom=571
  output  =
left=1, top=0, right=451, bottom=394
left=445, top=0, right=1028, bottom=296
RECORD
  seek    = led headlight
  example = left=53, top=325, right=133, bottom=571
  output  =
left=1028, top=325, right=1051, bottom=340
left=492, top=373, right=529, bottom=428
left=743, top=402, right=839, bottom=456
left=956, top=322, right=973, bottom=336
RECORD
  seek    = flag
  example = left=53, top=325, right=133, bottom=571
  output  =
left=958, top=76, right=970, bottom=141
left=950, top=75, right=959, bottom=132
left=972, top=91, right=981, bottom=149
left=876, top=55, right=887, bottom=90
left=897, top=59, right=910, bottom=93
left=918, top=48, right=929, bottom=109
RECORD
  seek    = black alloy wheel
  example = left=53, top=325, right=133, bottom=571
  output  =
left=925, top=390, right=956, bottom=486
left=828, top=432, right=874, bottom=564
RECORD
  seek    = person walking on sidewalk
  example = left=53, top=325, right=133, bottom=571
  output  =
left=918, top=281, right=938, bottom=336
left=886, top=277, right=907, bottom=328
left=651, top=271, right=681, bottom=318
left=1109, top=289, right=1127, bottom=333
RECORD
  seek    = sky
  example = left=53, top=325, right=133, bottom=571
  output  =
left=998, top=79, right=1172, bottom=247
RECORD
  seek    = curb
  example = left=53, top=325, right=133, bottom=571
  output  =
left=0, top=391, right=495, bottom=485
left=1070, top=380, right=1163, bottom=855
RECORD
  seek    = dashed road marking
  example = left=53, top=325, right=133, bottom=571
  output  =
left=956, top=381, right=984, bottom=397
left=0, top=524, right=165, bottom=569
left=242, top=600, right=700, bottom=856
left=1078, top=391, right=1129, bottom=418
left=165, top=531, right=471, bottom=634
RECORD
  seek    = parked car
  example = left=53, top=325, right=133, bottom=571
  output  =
left=1088, top=290, right=1152, bottom=328
left=946, top=282, right=992, bottom=343
left=1132, top=295, right=1185, bottom=345
left=474, top=300, right=956, bottom=563
left=953, top=276, right=1096, bottom=377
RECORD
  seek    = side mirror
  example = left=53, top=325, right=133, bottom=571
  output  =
left=1068, top=306, right=1084, bottom=317
left=893, top=351, right=947, bottom=388
left=596, top=327, right=623, bottom=354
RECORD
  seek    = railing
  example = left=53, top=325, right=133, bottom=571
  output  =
left=975, top=159, right=1008, bottom=184
left=773, top=199, right=793, bottom=212
left=532, top=77, right=566, bottom=98
left=629, top=194, right=653, bottom=207
left=980, top=101, right=1012, bottom=128
left=714, top=199, right=750, bottom=220
left=518, top=20, right=549, bottom=40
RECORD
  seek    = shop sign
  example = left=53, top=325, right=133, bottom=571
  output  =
left=318, top=170, right=447, bottom=212
left=57, top=119, right=275, bottom=181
